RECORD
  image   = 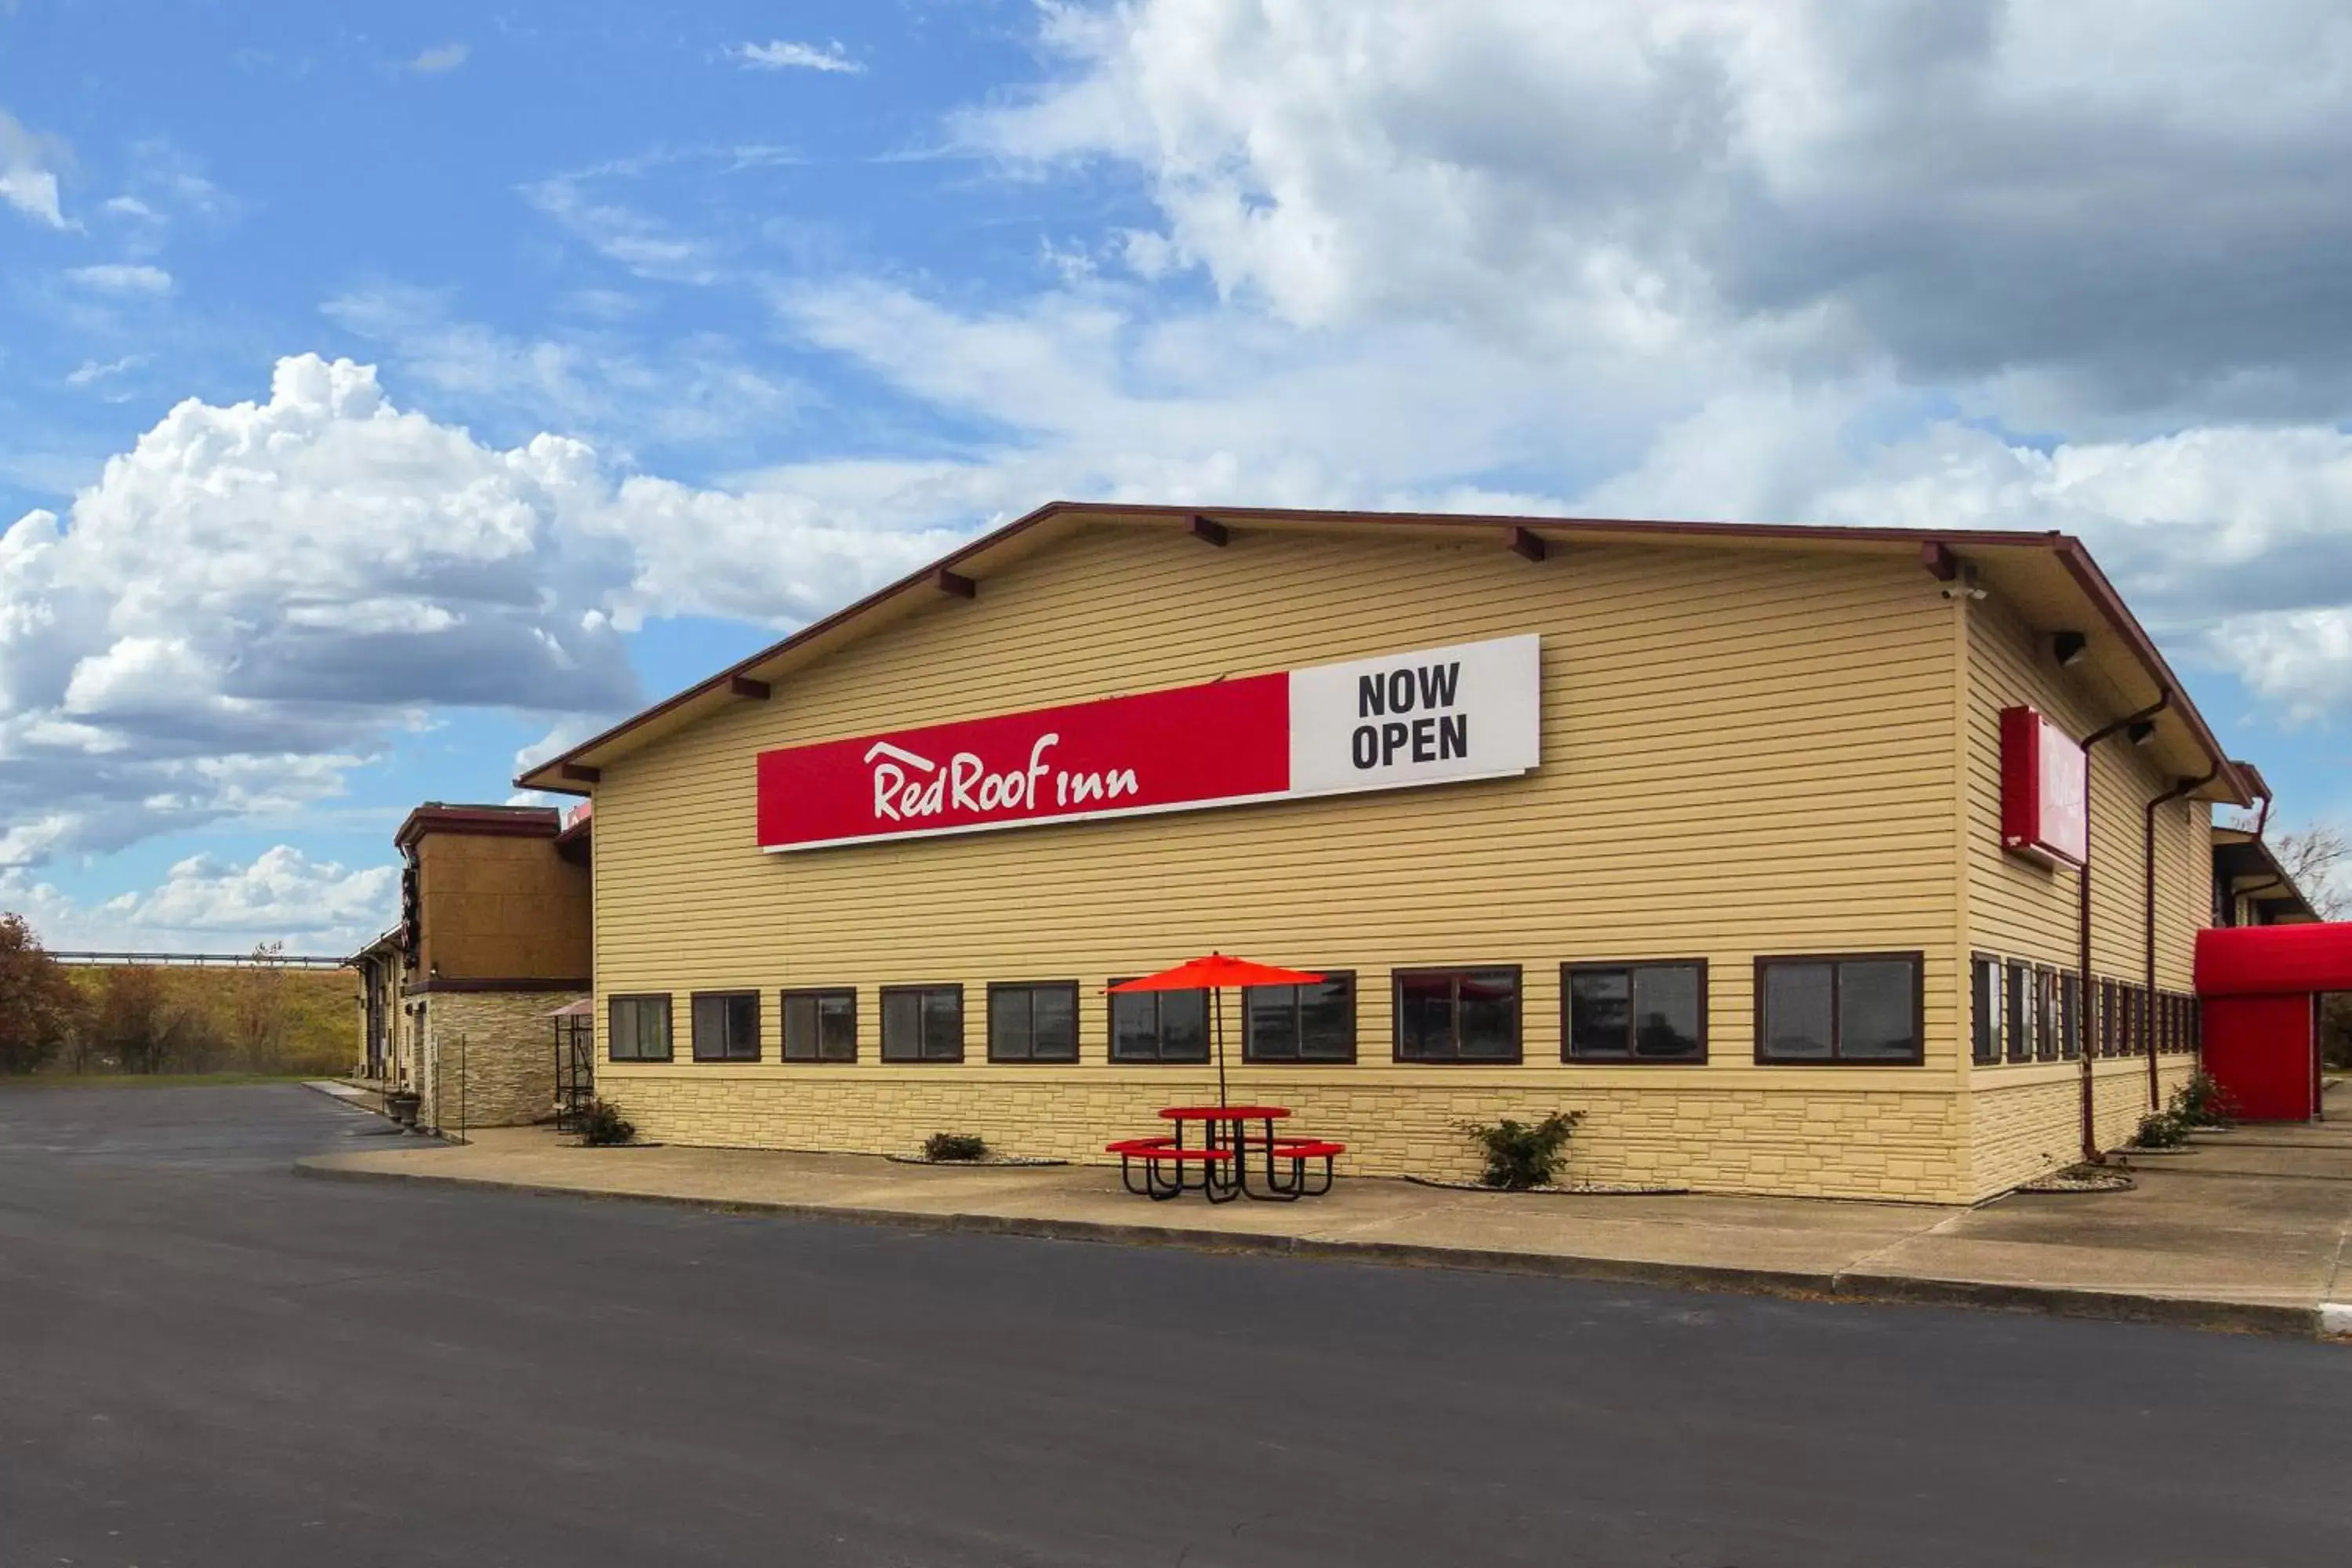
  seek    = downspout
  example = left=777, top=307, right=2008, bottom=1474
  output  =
left=2145, top=767, right=2220, bottom=1109
left=2076, top=688, right=2172, bottom=1163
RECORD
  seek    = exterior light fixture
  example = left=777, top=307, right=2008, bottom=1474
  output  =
left=2128, top=720, right=2157, bottom=746
left=2053, top=630, right=2088, bottom=666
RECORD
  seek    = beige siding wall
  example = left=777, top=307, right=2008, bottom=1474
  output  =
left=1970, top=1058, right=2198, bottom=1189
left=590, top=523, right=1978, bottom=1200
left=1960, top=596, right=2214, bottom=1196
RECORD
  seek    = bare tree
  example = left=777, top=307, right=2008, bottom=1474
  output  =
left=0, top=913, right=82, bottom=1075
left=2270, top=822, right=2349, bottom=920
left=233, top=940, right=291, bottom=1070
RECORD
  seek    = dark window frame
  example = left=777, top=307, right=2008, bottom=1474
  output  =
left=1561, top=959, right=1709, bottom=1065
left=1107, top=981, right=1213, bottom=1065
left=689, top=989, right=762, bottom=1063
left=1752, top=952, right=1927, bottom=1067
left=1391, top=965, right=1525, bottom=1064
left=986, top=981, right=1081, bottom=1065
left=780, top=986, right=858, bottom=1064
left=2034, top=965, right=2060, bottom=1062
left=2060, top=971, right=2082, bottom=1060
left=2005, top=960, right=2032, bottom=1063
left=1970, top=954, right=2000, bottom=1065
left=1241, top=969, right=1359, bottom=1065
left=607, top=993, right=673, bottom=1063
left=880, top=984, right=966, bottom=1064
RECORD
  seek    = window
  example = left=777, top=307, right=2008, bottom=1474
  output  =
left=1755, top=954, right=1923, bottom=1065
left=881, top=985, right=964, bottom=1062
left=2060, top=972, right=2082, bottom=1060
left=782, top=989, right=857, bottom=1063
left=1971, top=956, right=2000, bottom=1065
left=1564, top=961, right=1706, bottom=1062
left=1243, top=972, right=1357, bottom=1063
left=1393, top=967, right=1521, bottom=1062
left=691, top=991, right=760, bottom=1062
left=989, top=982, right=1079, bottom=1063
left=2034, top=967, right=2059, bottom=1062
left=2099, top=979, right=2118, bottom=1057
left=1109, top=984, right=1209, bottom=1064
left=2005, top=960, right=2032, bottom=1063
left=608, top=994, right=672, bottom=1062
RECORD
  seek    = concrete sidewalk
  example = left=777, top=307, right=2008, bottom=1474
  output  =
left=299, top=1089, right=2352, bottom=1338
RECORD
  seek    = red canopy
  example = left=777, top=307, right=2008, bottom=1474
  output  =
left=2196, top=924, right=2352, bottom=997
left=1109, top=954, right=1324, bottom=993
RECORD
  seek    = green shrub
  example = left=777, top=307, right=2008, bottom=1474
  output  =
left=923, top=1131, right=988, bottom=1162
left=579, top=1100, right=635, bottom=1147
left=1460, top=1111, right=1584, bottom=1189
left=2169, top=1071, right=2236, bottom=1129
left=2128, top=1110, right=2190, bottom=1150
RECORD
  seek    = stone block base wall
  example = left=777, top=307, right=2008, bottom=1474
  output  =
left=1966, top=1058, right=2197, bottom=1200
left=599, top=1070, right=1973, bottom=1203
left=418, top=991, right=586, bottom=1133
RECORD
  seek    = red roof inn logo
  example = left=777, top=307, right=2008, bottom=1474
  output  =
left=756, top=634, right=1541, bottom=852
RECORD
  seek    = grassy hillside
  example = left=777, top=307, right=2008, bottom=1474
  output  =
left=55, top=964, right=356, bottom=1078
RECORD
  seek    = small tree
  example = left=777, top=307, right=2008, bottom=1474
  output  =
left=0, top=913, right=81, bottom=1075
left=96, top=964, right=174, bottom=1074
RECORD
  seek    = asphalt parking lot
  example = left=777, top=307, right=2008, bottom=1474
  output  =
left=2, top=1083, right=2347, bottom=1568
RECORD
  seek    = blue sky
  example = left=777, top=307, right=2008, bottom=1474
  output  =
left=2, top=1, right=2349, bottom=948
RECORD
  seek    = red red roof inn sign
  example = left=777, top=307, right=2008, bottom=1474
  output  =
left=757, top=634, right=1543, bottom=851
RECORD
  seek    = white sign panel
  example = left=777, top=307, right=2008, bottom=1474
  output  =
left=1288, top=633, right=1543, bottom=798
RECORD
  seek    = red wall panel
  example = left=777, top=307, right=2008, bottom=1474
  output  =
left=2200, top=994, right=2318, bottom=1121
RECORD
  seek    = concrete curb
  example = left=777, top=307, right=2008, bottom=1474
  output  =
left=291, top=1157, right=2330, bottom=1338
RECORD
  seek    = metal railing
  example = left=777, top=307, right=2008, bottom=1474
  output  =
left=49, top=949, right=352, bottom=970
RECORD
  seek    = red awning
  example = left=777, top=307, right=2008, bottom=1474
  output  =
left=2195, top=924, right=2352, bottom=997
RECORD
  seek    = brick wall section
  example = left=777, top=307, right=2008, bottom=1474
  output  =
left=417, top=991, right=586, bottom=1132
left=1966, top=1058, right=2195, bottom=1197
left=601, top=1071, right=1968, bottom=1202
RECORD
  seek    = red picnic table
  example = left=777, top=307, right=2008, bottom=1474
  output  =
left=1106, top=1105, right=1344, bottom=1203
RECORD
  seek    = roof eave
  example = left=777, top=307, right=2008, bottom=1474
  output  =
left=516, top=504, right=2249, bottom=805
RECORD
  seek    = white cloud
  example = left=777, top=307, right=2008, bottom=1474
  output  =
left=65, top=263, right=173, bottom=295
left=966, top=1, right=2352, bottom=425
left=734, top=40, right=862, bottom=74
left=408, top=42, right=469, bottom=74
left=323, top=284, right=801, bottom=452
left=0, top=845, right=397, bottom=956
left=66, top=354, right=144, bottom=387
left=516, top=146, right=797, bottom=287
left=0, top=355, right=957, bottom=869
left=0, top=106, right=70, bottom=228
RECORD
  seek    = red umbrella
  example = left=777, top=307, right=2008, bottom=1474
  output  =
left=1110, top=953, right=1323, bottom=1106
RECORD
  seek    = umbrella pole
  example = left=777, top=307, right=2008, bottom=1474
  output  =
left=1216, top=989, right=1229, bottom=1108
